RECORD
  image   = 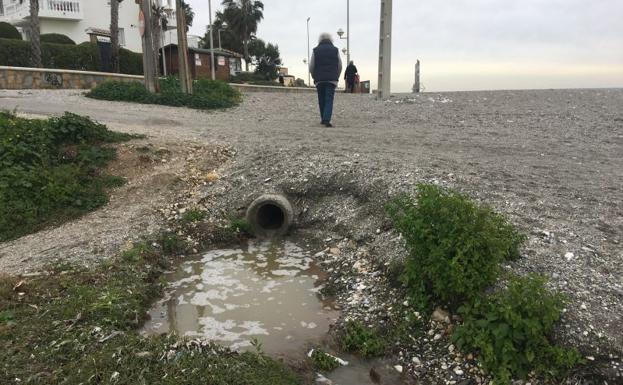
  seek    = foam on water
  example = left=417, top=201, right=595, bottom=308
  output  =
left=142, top=240, right=338, bottom=355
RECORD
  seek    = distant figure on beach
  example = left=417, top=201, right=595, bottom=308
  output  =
left=345, top=61, right=358, bottom=93
left=309, top=32, right=342, bottom=127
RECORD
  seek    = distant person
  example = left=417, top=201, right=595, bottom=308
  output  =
left=309, top=32, right=342, bottom=127
left=344, top=61, right=358, bottom=93
left=278, top=74, right=285, bottom=86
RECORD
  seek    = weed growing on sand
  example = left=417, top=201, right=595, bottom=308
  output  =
left=386, top=184, right=525, bottom=310
left=338, top=320, right=385, bottom=358
left=453, top=274, right=582, bottom=384
left=310, top=348, right=341, bottom=372
left=0, top=112, right=138, bottom=241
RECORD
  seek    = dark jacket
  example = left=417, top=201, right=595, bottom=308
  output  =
left=345, top=64, right=358, bottom=81
left=310, top=40, right=342, bottom=83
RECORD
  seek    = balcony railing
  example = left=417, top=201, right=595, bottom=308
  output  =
left=0, top=0, right=83, bottom=22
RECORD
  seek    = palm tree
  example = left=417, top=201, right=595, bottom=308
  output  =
left=29, top=0, right=41, bottom=67
left=221, top=0, right=264, bottom=71
left=151, top=4, right=169, bottom=76
left=110, top=0, right=123, bottom=73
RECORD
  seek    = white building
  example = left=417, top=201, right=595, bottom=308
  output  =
left=0, top=0, right=149, bottom=53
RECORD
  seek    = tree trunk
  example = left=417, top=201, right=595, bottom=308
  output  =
left=29, top=0, right=42, bottom=68
left=151, top=15, right=161, bottom=76
left=110, top=0, right=120, bottom=73
left=243, top=38, right=250, bottom=71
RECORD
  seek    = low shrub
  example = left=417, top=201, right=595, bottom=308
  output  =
left=40, top=33, right=76, bottom=45
left=87, top=77, right=241, bottom=110
left=338, top=320, right=385, bottom=357
left=386, top=184, right=525, bottom=310
left=0, top=112, right=136, bottom=241
left=0, top=22, right=21, bottom=40
left=453, top=274, right=582, bottom=384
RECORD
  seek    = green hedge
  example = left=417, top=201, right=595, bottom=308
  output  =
left=0, top=38, right=142, bottom=75
left=0, top=22, right=21, bottom=40
left=40, top=33, right=76, bottom=45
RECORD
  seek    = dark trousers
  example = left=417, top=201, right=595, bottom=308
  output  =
left=346, top=78, right=355, bottom=93
left=316, top=82, right=336, bottom=123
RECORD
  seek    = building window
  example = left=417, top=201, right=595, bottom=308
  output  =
left=118, top=28, right=125, bottom=46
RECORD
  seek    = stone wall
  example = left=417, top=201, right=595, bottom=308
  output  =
left=0, top=66, right=144, bottom=90
left=229, top=83, right=316, bottom=94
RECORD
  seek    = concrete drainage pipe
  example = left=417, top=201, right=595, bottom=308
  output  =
left=246, top=194, right=294, bottom=238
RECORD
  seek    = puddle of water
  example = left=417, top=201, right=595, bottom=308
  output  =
left=142, top=240, right=338, bottom=356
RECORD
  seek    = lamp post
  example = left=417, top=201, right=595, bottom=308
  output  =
left=306, top=17, right=311, bottom=87
left=208, top=0, right=216, bottom=80
left=336, top=0, right=350, bottom=64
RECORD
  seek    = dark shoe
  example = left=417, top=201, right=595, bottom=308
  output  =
left=324, top=122, right=333, bottom=128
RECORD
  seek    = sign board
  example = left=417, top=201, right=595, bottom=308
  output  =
left=138, top=10, right=145, bottom=37
left=195, top=54, right=201, bottom=66
left=218, top=56, right=226, bottom=66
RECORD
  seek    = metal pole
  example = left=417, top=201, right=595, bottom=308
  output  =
left=377, top=0, right=392, bottom=99
left=218, top=29, right=222, bottom=50
left=346, top=0, right=350, bottom=65
left=208, top=0, right=216, bottom=81
left=307, top=17, right=311, bottom=87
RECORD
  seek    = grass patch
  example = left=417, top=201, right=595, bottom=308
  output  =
left=181, top=208, right=207, bottom=224
left=0, top=112, right=137, bottom=242
left=338, top=320, right=385, bottom=358
left=87, top=77, right=242, bottom=110
left=310, top=348, right=341, bottom=372
left=453, top=274, right=582, bottom=384
left=229, top=217, right=252, bottom=235
left=0, top=241, right=301, bottom=385
left=386, top=184, right=525, bottom=310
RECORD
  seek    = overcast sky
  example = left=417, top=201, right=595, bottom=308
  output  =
left=188, top=0, right=623, bottom=92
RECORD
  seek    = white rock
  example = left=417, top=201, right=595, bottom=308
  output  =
left=564, top=252, right=574, bottom=261
left=412, top=357, right=422, bottom=366
left=394, top=365, right=403, bottom=373
left=580, top=303, right=587, bottom=310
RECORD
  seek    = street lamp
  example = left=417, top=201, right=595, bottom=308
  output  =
left=208, top=0, right=216, bottom=81
left=306, top=17, right=311, bottom=87
left=336, top=0, right=350, bottom=64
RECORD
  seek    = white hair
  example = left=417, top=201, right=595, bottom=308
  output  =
left=318, top=33, right=333, bottom=43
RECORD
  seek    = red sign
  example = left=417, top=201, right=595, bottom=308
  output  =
left=138, top=10, right=145, bottom=37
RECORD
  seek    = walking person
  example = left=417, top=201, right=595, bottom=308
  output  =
left=309, top=33, right=342, bottom=127
left=344, top=61, right=358, bottom=93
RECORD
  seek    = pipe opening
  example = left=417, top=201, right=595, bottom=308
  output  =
left=246, top=194, right=294, bottom=238
left=257, top=203, right=285, bottom=230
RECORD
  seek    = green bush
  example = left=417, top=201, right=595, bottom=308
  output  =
left=0, top=22, right=21, bottom=40
left=338, top=320, right=385, bottom=357
left=40, top=33, right=76, bottom=45
left=0, top=38, right=142, bottom=74
left=87, top=77, right=241, bottom=110
left=387, top=184, right=525, bottom=309
left=453, top=275, right=582, bottom=384
left=0, top=112, right=135, bottom=241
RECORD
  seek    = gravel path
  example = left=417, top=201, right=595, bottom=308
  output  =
left=1, top=88, right=622, bottom=376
